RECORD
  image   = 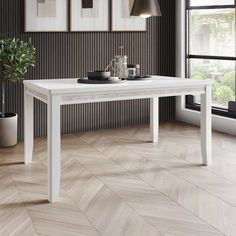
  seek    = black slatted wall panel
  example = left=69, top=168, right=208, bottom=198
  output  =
left=0, top=0, right=176, bottom=139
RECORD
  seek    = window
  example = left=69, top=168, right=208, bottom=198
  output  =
left=186, top=0, right=236, bottom=118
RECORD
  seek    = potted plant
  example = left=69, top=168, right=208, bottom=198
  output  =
left=0, top=38, right=35, bottom=147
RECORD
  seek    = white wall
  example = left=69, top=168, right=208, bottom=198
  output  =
left=175, top=0, right=236, bottom=136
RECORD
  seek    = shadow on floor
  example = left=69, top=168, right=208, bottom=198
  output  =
left=0, top=162, right=24, bottom=167
left=0, top=199, right=49, bottom=209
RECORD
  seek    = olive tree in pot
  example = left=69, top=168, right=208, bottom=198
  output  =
left=0, top=38, right=35, bottom=147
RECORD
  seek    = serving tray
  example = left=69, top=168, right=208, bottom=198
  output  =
left=77, top=78, right=126, bottom=84
left=126, top=76, right=151, bottom=81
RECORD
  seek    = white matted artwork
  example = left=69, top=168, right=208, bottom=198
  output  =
left=25, top=0, right=68, bottom=32
left=111, top=0, right=146, bottom=31
left=70, top=0, right=109, bottom=32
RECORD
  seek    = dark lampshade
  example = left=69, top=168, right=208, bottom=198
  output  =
left=130, top=0, right=162, bottom=18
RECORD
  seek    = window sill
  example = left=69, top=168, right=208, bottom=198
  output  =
left=186, top=103, right=236, bottom=119
left=176, top=96, right=236, bottom=136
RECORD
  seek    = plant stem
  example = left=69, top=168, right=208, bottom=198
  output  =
left=1, top=77, right=5, bottom=118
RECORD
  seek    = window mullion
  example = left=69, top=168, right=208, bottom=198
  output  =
left=187, top=55, right=236, bottom=61
left=188, top=5, right=236, bottom=10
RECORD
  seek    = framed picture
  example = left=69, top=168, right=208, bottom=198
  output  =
left=25, top=0, right=68, bottom=32
left=111, top=0, right=146, bottom=31
left=70, top=0, right=109, bottom=32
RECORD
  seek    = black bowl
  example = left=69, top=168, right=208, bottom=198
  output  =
left=87, top=71, right=111, bottom=80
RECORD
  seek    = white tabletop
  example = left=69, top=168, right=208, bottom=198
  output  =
left=23, top=76, right=212, bottom=95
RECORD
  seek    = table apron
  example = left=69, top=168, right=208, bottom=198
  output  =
left=60, top=87, right=205, bottom=105
left=25, top=85, right=206, bottom=105
left=26, top=87, right=48, bottom=103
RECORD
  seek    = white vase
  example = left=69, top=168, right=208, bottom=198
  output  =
left=0, top=113, right=18, bottom=147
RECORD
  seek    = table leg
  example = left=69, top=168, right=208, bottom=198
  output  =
left=201, top=85, right=212, bottom=166
left=47, top=95, right=61, bottom=202
left=150, top=97, right=159, bottom=143
left=24, top=89, right=34, bottom=164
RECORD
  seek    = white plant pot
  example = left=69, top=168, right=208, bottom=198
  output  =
left=0, top=113, right=18, bottom=147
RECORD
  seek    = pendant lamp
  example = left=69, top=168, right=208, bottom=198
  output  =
left=130, top=0, right=162, bottom=18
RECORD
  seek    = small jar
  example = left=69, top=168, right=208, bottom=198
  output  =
left=127, top=64, right=136, bottom=78
left=135, top=64, right=140, bottom=77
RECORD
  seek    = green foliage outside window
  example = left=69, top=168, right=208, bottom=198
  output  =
left=215, top=85, right=235, bottom=106
left=221, top=71, right=235, bottom=92
left=192, top=69, right=236, bottom=107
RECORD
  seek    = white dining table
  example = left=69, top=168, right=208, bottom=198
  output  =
left=23, top=76, right=212, bottom=202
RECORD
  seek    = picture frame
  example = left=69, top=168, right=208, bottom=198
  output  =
left=70, top=0, right=109, bottom=32
left=25, top=0, right=68, bottom=32
left=111, top=0, right=146, bottom=32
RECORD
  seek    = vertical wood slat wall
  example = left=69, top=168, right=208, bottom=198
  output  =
left=0, top=0, right=176, bottom=140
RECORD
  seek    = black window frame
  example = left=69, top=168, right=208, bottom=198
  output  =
left=185, top=0, right=236, bottom=119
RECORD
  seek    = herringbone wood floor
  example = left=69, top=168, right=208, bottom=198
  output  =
left=0, top=121, right=236, bottom=236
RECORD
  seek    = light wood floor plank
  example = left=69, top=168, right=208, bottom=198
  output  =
left=73, top=139, right=223, bottom=235
left=78, top=123, right=236, bottom=235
